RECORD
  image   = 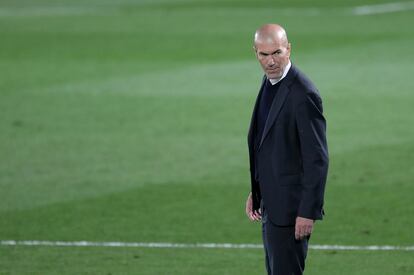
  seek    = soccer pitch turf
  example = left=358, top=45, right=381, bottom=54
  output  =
left=1, top=0, right=414, bottom=274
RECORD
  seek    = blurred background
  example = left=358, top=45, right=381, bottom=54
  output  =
left=1, top=0, right=413, bottom=274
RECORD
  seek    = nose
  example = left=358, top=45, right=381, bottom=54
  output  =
left=267, top=56, right=276, bottom=66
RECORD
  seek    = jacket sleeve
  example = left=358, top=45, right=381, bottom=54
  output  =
left=295, top=92, right=329, bottom=220
left=248, top=142, right=262, bottom=211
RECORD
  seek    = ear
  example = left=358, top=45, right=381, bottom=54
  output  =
left=253, top=45, right=259, bottom=59
left=287, top=42, right=292, bottom=56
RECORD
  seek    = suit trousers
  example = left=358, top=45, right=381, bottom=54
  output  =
left=261, top=205, right=309, bottom=275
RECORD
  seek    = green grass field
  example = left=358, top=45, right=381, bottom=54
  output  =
left=1, top=0, right=414, bottom=274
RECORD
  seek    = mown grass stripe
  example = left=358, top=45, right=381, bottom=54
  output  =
left=352, top=1, right=414, bottom=15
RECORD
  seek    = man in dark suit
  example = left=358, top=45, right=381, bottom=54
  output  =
left=245, top=24, right=329, bottom=275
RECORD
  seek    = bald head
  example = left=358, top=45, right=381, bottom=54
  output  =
left=253, top=24, right=291, bottom=80
left=254, top=24, right=289, bottom=48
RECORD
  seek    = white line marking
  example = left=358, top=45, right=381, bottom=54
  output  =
left=352, top=1, right=414, bottom=15
left=1, top=240, right=414, bottom=251
left=309, top=244, right=414, bottom=251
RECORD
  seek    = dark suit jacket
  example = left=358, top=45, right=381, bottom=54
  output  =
left=248, top=64, right=329, bottom=226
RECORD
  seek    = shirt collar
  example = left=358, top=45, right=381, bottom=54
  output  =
left=268, top=61, right=291, bottom=85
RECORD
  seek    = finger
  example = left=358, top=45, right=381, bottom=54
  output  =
left=306, top=224, right=313, bottom=235
left=297, top=225, right=305, bottom=240
left=248, top=210, right=254, bottom=220
left=301, top=226, right=307, bottom=238
left=254, top=210, right=262, bottom=219
left=249, top=213, right=255, bottom=221
left=250, top=210, right=260, bottom=221
left=252, top=212, right=260, bottom=221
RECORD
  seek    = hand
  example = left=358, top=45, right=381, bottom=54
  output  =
left=245, top=192, right=261, bottom=221
left=295, top=216, right=314, bottom=240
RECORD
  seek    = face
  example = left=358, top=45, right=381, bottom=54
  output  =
left=254, top=40, right=291, bottom=79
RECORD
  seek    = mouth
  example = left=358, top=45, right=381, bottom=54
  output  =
left=267, top=67, right=281, bottom=73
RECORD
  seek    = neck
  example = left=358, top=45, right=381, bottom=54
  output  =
left=268, top=60, right=291, bottom=85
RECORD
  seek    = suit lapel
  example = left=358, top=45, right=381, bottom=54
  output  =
left=258, top=65, right=298, bottom=150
